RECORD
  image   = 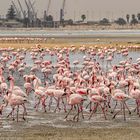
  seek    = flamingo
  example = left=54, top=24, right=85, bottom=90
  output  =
left=129, top=82, right=140, bottom=116
left=33, top=77, right=47, bottom=112
left=88, top=92, right=107, bottom=120
left=3, top=90, right=28, bottom=122
left=111, top=89, right=131, bottom=121
left=64, top=93, right=85, bottom=122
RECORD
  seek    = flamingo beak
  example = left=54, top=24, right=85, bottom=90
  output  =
left=7, top=76, right=10, bottom=81
left=62, top=93, right=67, bottom=96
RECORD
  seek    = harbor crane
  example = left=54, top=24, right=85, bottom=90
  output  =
left=28, top=0, right=37, bottom=20
left=17, top=0, right=26, bottom=19
left=60, top=0, right=66, bottom=25
left=11, top=1, right=21, bottom=19
left=24, top=0, right=31, bottom=19
left=47, top=0, right=51, bottom=16
left=44, top=0, right=51, bottom=21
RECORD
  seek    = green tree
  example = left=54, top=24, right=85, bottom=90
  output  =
left=115, top=18, right=126, bottom=25
left=137, top=13, right=140, bottom=22
left=131, top=14, right=138, bottom=25
left=99, top=18, right=110, bottom=25
left=68, top=19, right=73, bottom=25
left=6, top=5, right=16, bottom=20
left=46, top=15, right=53, bottom=21
left=81, top=14, right=86, bottom=22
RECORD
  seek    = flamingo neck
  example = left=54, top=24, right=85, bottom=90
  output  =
left=9, top=80, right=14, bottom=91
left=128, top=83, right=134, bottom=92
left=34, top=79, right=39, bottom=89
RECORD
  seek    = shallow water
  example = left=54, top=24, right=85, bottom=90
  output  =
left=1, top=29, right=140, bottom=38
left=0, top=50, right=140, bottom=132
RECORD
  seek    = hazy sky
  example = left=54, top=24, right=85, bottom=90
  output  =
left=1, top=0, right=140, bottom=21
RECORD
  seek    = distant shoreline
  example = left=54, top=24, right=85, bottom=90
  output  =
left=1, top=28, right=140, bottom=38
left=0, top=23, right=140, bottom=31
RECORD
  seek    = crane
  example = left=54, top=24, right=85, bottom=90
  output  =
left=60, top=0, right=66, bottom=24
left=24, top=0, right=31, bottom=19
left=28, top=0, right=37, bottom=20
left=17, top=0, right=26, bottom=19
left=11, top=1, right=21, bottom=19
left=47, top=0, right=51, bottom=15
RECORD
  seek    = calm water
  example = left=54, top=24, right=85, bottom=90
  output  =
left=23, top=50, right=140, bottom=67
left=1, top=29, right=140, bottom=37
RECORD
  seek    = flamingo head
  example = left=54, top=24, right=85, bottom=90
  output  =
left=6, top=89, right=12, bottom=96
left=7, top=75, right=14, bottom=81
left=62, top=87, right=72, bottom=97
left=31, top=75, right=37, bottom=81
left=62, top=92, right=67, bottom=97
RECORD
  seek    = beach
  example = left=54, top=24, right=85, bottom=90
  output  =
left=0, top=36, right=140, bottom=50
left=0, top=120, right=140, bottom=140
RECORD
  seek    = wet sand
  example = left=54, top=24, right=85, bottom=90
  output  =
left=0, top=37, right=140, bottom=50
left=0, top=120, right=140, bottom=140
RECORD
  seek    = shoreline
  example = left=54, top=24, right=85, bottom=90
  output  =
left=0, top=37, right=140, bottom=50
left=1, top=123, right=140, bottom=140
left=1, top=29, right=140, bottom=39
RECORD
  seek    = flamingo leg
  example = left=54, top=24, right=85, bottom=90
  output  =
left=22, top=104, right=26, bottom=120
left=80, top=104, right=84, bottom=119
left=48, top=96, right=53, bottom=111
left=34, top=98, right=40, bottom=111
left=112, top=102, right=122, bottom=119
left=64, top=105, right=73, bottom=119
left=133, top=100, right=139, bottom=115
left=17, top=105, right=19, bottom=122
left=122, top=102, right=126, bottom=121
left=73, top=104, right=80, bottom=121
left=43, top=73, right=46, bottom=84
left=7, top=107, right=14, bottom=119
left=86, top=102, right=92, bottom=112
left=134, top=107, right=137, bottom=113
left=124, top=102, right=131, bottom=114
left=54, top=98, right=61, bottom=112
left=99, top=103, right=107, bottom=120
left=41, top=97, right=47, bottom=112
left=86, top=103, right=91, bottom=111
left=12, top=107, right=15, bottom=121
left=111, top=101, right=118, bottom=114
left=62, top=98, right=67, bottom=112
left=88, top=103, right=98, bottom=120
left=106, top=96, right=111, bottom=109
left=136, top=100, right=140, bottom=116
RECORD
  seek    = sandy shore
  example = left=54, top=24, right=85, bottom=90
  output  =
left=1, top=123, right=140, bottom=140
left=0, top=37, right=140, bottom=50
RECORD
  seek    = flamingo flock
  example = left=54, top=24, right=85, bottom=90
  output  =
left=0, top=44, right=139, bottom=122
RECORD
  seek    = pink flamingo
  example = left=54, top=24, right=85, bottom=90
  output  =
left=88, top=93, right=107, bottom=120
left=129, top=82, right=140, bottom=116
left=64, top=93, right=85, bottom=122
left=3, top=90, right=28, bottom=122
left=111, top=89, right=131, bottom=121
left=33, top=77, right=47, bottom=112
